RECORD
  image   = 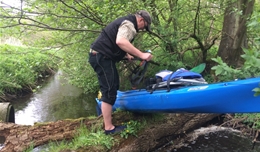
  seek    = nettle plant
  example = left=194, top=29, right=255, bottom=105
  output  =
left=211, top=48, right=260, bottom=96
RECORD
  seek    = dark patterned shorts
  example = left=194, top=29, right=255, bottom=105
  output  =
left=88, top=51, right=119, bottom=105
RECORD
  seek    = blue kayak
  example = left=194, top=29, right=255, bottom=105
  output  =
left=96, top=77, right=260, bottom=114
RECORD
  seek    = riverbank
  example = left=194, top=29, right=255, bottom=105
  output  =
left=0, top=44, right=58, bottom=102
left=0, top=111, right=219, bottom=152
left=2, top=111, right=260, bottom=152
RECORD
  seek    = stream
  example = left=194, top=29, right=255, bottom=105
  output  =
left=0, top=70, right=97, bottom=151
left=11, top=70, right=97, bottom=125
left=1, top=71, right=260, bottom=151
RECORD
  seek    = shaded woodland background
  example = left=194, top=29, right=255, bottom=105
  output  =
left=0, top=0, right=259, bottom=93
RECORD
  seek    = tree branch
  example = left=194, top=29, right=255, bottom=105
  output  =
left=193, top=0, right=201, bottom=35
left=59, top=0, right=105, bottom=26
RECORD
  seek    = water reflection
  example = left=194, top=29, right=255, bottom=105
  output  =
left=11, top=70, right=97, bottom=125
left=0, top=136, right=4, bottom=151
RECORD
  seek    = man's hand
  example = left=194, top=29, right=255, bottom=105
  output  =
left=140, top=52, right=153, bottom=61
left=125, top=53, right=134, bottom=61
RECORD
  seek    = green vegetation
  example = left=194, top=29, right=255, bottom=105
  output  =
left=120, top=120, right=143, bottom=138
left=211, top=48, right=260, bottom=97
left=253, top=86, right=260, bottom=97
left=235, top=113, right=260, bottom=130
left=212, top=48, right=260, bottom=81
left=0, top=44, right=58, bottom=100
left=25, top=113, right=153, bottom=152
left=1, top=1, right=259, bottom=93
left=23, top=143, right=34, bottom=152
left=46, top=124, right=115, bottom=151
left=0, top=0, right=227, bottom=93
left=1, top=0, right=260, bottom=151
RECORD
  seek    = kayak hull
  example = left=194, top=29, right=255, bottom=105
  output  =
left=96, top=77, right=260, bottom=113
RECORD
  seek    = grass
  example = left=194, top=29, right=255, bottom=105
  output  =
left=46, top=125, right=115, bottom=152
left=24, top=123, right=115, bottom=152
left=22, top=111, right=164, bottom=152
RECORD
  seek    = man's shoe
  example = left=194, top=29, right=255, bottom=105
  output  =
left=104, top=125, right=126, bottom=135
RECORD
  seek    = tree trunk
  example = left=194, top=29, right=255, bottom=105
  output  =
left=217, top=0, right=255, bottom=67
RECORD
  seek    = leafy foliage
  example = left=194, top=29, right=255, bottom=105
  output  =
left=0, top=44, right=58, bottom=96
left=0, top=0, right=231, bottom=92
left=120, top=120, right=143, bottom=138
left=247, top=2, right=260, bottom=50
left=235, top=113, right=260, bottom=130
left=253, top=86, right=260, bottom=97
left=212, top=48, right=260, bottom=82
left=211, top=57, right=241, bottom=81
left=212, top=48, right=260, bottom=97
left=0, top=0, right=260, bottom=97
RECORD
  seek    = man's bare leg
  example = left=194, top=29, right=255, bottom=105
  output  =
left=101, top=101, right=115, bottom=131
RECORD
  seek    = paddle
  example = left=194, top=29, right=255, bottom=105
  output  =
left=130, top=60, right=149, bottom=89
left=126, top=50, right=155, bottom=89
left=122, top=58, right=160, bottom=66
left=189, top=63, right=206, bottom=73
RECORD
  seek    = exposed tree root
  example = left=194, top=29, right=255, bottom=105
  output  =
left=220, top=114, right=260, bottom=147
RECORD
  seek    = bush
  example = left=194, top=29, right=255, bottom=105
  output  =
left=0, top=44, right=58, bottom=95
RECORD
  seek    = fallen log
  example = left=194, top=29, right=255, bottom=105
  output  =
left=0, top=113, right=219, bottom=152
left=0, top=118, right=98, bottom=152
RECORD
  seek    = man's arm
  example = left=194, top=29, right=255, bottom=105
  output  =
left=116, top=21, right=152, bottom=61
left=116, top=37, right=142, bottom=56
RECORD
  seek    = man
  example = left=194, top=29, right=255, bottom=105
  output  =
left=89, top=10, right=153, bottom=134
